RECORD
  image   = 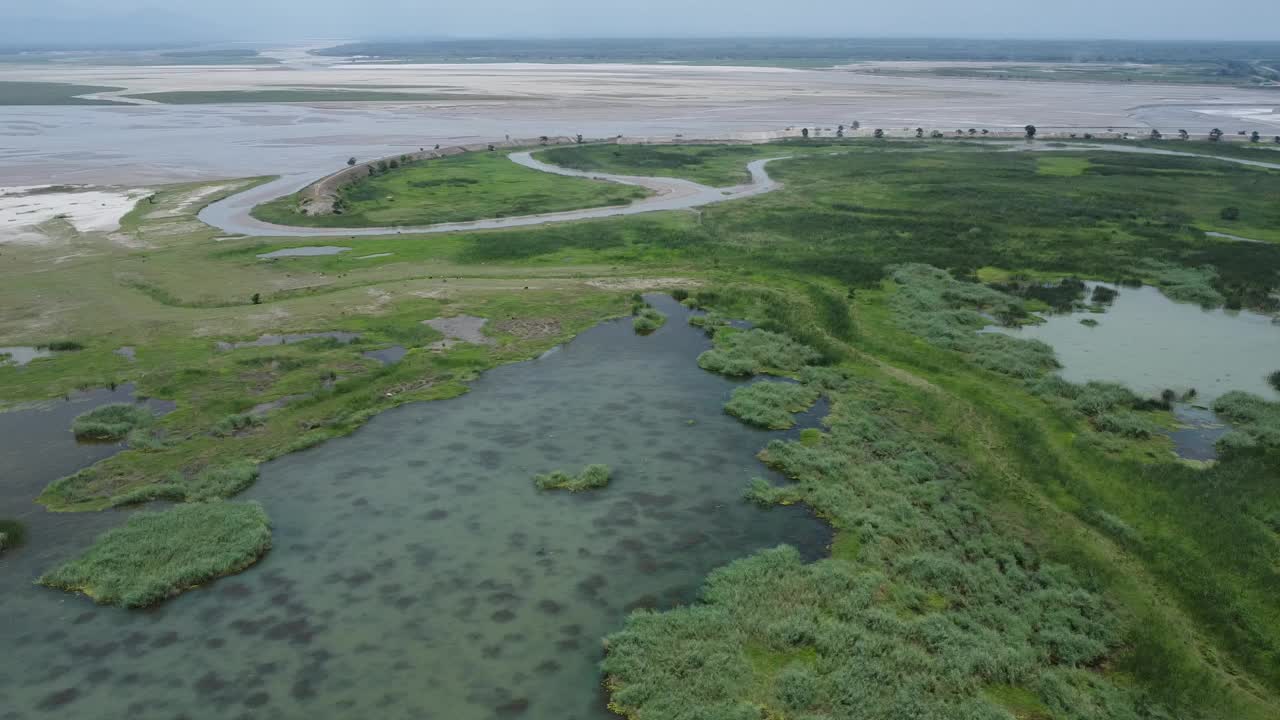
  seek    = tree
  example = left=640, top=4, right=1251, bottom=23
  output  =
left=251, top=293, right=261, bottom=305
left=851, top=120, right=860, bottom=130
left=930, top=130, right=944, bottom=139
left=915, top=128, right=924, bottom=138
left=836, top=124, right=845, bottom=138
left=1178, top=129, right=1189, bottom=140
left=801, top=128, right=809, bottom=139
left=1149, top=129, right=1162, bottom=140
left=873, top=128, right=884, bottom=139
left=539, top=136, right=549, bottom=145
left=1274, top=136, right=1280, bottom=144
left=968, top=128, right=977, bottom=136
left=1024, top=124, right=1037, bottom=139
left=576, top=134, right=584, bottom=144
left=1208, top=128, right=1223, bottom=142
left=1250, top=131, right=1261, bottom=143
left=347, top=157, right=357, bottom=166
left=981, top=129, right=989, bottom=135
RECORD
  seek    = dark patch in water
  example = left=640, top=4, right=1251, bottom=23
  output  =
left=36, top=688, right=78, bottom=710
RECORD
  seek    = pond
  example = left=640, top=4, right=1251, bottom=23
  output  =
left=0, top=345, right=53, bottom=366
left=987, top=282, right=1280, bottom=458
left=0, top=296, right=830, bottom=719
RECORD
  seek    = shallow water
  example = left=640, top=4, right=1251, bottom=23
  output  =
left=0, top=297, right=829, bottom=719
left=989, top=283, right=1280, bottom=404
left=215, top=331, right=361, bottom=351
left=0, top=345, right=53, bottom=366
left=257, top=246, right=352, bottom=258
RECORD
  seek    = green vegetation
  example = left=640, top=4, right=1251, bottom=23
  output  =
left=38, top=502, right=271, bottom=607
left=541, top=144, right=776, bottom=186
left=631, top=301, right=667, bottom=334
left=724, top=380, right=820, bottom=429
left=534, top=464, right=612, bottom=492
left=0, top=81, right=124, bottom=105
left=698, top=329, right=823, bottom=377
left=0, top=519, right=25, bottom=551
left=252, top=150, right=649, bottom=228
left=123, top=90, right=512, bottom=104
left=1269, top=370, right=1280, bottom=392
left=72, top=402, right=155, bottom=441
left=4, top=140, right=1280, bottom=714
left=1213, top=392, right=1280, bottom=450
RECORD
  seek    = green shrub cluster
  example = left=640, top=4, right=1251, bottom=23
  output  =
left=1213, top=391, right=1280, bottom=450
left=633, top=306, right=667, bottom=334
left=605, top=376, right=1158, bottom=720
left=1139, top=260, right=1225, bottom=307
left=698, top=329, right=822, bottom=377
left=211, top=413, right=263, bottom=437
left=889, top=264, right=1059, bottom=379
left=534, top=463, right=612, bottom=492
left=1268, top=370, right=1280, bottom=393
left=38, top=501, right=271, bottom=607
left=724, top=381, right=821, bottom=429
left=0, top=519, right=26, bottom=551
left=72, top=403, right=156, bottom=441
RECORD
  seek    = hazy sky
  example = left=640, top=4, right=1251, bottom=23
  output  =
left=6, top=0, right=1280, bottom=44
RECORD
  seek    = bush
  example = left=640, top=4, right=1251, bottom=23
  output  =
left=724, top=381, right=821, bottom=429
left=1220, top=206, right=1240, bottom=221
left=72, top=403, right=155, bottom=441
left=688, top=311, right=729, bottom=336
left=698, top=329, right=821, bottom=377
left=211, top=413, right=263, bottom=437
left=1268, top=370, right=1280, bottom=393
left=0, top=519, right=26, bottom=551
left=633, top=306, right=667, bottom=334
left=38, top=502, right=272, bottom=607
left=40, top=340, right=84, bottom=351
left=534, top=464, right=611, bottom=492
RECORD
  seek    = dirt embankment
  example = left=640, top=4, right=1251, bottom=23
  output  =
left=297, top=136, right=580, bottom=216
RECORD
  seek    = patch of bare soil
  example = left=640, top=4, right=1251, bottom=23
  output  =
left=584, top=277, right=700, bottom=291
left=422, top=315, right=494, bottom=351
left=492, top=317, right=562, bottom=340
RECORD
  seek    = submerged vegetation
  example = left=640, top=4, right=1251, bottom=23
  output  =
left=38, top=502, right=271, bottom=608
left=534, top=464, right=612, bottom=492
left=72, top=402, right=155, bottom=441
left=724, top=380, right=821, bottom=429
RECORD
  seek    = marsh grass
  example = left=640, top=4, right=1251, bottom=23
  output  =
left=72, top=403, right=155, bottom=441
left=632, top=306, right=666, bottom=334
left=606, top=375, right=1151, bottom=720
left=724, top=381, right=820, bottom=429
left=0, top=519, right=26, bottom=551
left=38, top=502, right=271, bottom=607
left=698, top=329, right=822, bottom=377
left=1212, top=392, right=1280, bottom=450
left=211, top=413, right=263, bottom=437
left=534, top=464, right=611, bottom=492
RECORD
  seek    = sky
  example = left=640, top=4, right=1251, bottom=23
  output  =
left=5, top=0, right=1280, bottom=45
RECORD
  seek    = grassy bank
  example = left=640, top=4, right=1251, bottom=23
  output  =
left=251, top=150, right=650, bottom=228
left=0, top=81, right=124, bottom=106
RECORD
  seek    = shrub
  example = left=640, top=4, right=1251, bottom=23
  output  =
left=534, top=464, right=611, bottom=492
left=211, top=413, right=263, bottom=437
left=72, top=403, right=155, bottom=441
left=0, top=519, right=26, bottom=551
left=633, top=306, right=667, bottom=334
left=38, top=502, right=272, bottom=607
left=724, top=381, right=821, bottom=429
left=40, top=340, right=84, bottom=351
left=698, top=329, right=821, bottom=377
left=1093, top=411, right=1157, bottom=438
left=688, top=311, right=729, bottom=336
left=670, top=288, right=690, bottom=301
left=1268, top=370, right=1280, bottom=393
left=1219, top=206, right=1240, bottom=221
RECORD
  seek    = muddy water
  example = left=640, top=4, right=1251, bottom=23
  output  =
left=0, top=297, right=829, bottom=719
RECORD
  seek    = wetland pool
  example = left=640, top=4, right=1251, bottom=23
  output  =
left=0, top=296, right=830, bottom=720
left=987, top=282, right=1280, bottom=457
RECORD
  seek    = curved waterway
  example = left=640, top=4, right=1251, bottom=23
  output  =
left=0, top=296, right=830, bottom=719
left=198, top=151, right=787, bottom=238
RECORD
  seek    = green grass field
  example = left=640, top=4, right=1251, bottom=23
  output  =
left=0, top=81, right=124, bottom=105
left=251, top=150, right=651, bottom=228
left=537, top=144, right=785, bottom=186
left=3, top=138, right=1279, bottom=716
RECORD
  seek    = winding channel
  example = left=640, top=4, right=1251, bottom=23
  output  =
left=199, top=151, right=790, bottom=238
left=198, top=141, right=1280, bottom=240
